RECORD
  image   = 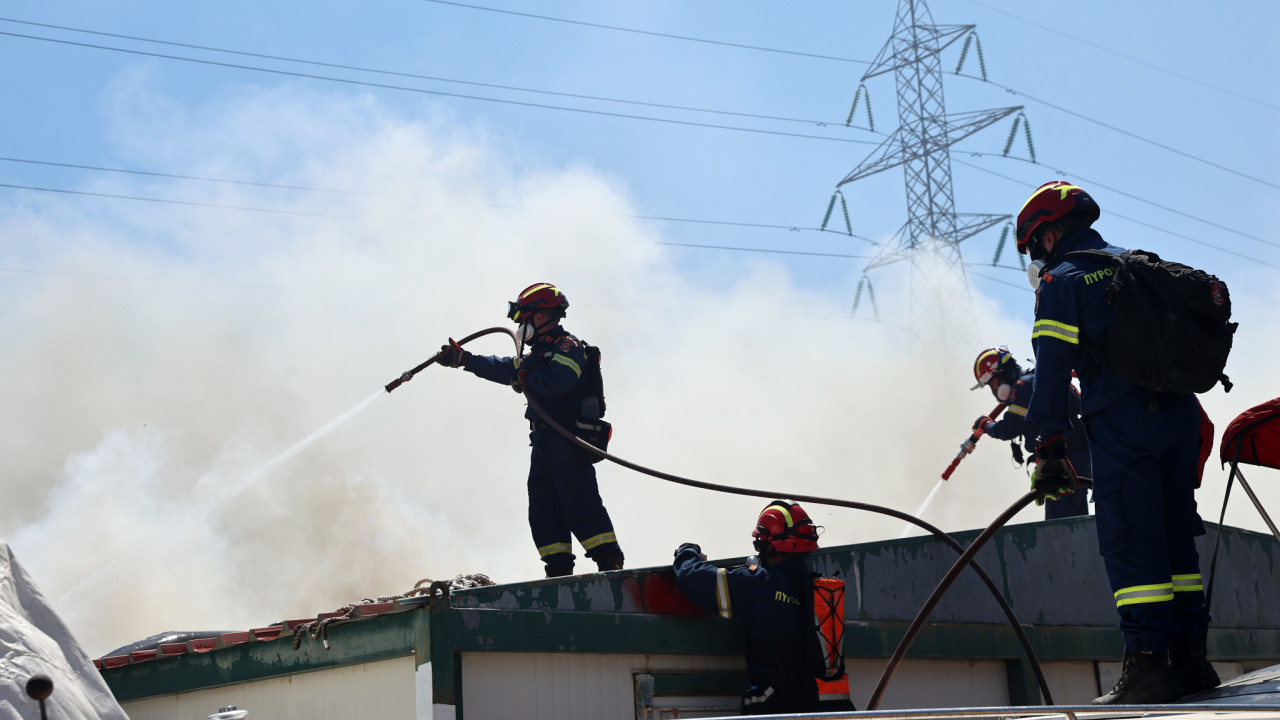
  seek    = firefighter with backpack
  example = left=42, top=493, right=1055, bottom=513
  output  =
left=1016, top=181, right=1223, bottom=704
left=965, top=346, right=1091, bottom=519
left=673, top=500, right=855, bottom=715
left=436, top=283, right=624, bottom=577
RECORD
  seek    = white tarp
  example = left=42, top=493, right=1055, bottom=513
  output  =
left=0, top=539, right=127, bottom=720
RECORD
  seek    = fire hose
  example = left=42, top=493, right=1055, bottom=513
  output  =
left=385, top=327, right=1054, bottom=705
left=941, top=402, right=1008, bottom=480
left=866, top=489, right=1041, bottom=709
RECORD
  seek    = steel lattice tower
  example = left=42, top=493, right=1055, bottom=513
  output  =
left=839, top=0, right=1020, bottom=356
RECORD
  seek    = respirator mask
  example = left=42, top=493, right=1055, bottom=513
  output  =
left=1027, top=260, right=1045, bottom=290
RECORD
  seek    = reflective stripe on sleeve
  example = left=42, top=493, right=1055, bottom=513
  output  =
left=715, top=568, right=733, bottom=619
left=1172, top=573, right=1204, bottom=592
left=1114, top=582, right=1174, bottom=607
left=1007, top=403, right=1028, bottom=417
left=551, top=354, right=583, bottom=376
left=1032, top=319, right=1080, bottom=344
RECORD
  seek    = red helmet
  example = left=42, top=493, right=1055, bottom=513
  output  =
left=507, top=283, right=569, bottom=322
left=1015, top=181, right=1100, bottom=255
left=752, top=500, right=819, bottom=554
left=972, top=347, right=1014, bottom=390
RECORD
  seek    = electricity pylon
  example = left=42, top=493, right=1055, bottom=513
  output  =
left=839, top=0, right=1021, bottom=356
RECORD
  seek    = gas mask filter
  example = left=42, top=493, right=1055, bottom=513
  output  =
left=1028, top=260, right=1045, bottom=290
left=995, top=383, right=1013, bottom=402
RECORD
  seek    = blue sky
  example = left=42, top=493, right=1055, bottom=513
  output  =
left=1, top=1, right=1278, bottom=654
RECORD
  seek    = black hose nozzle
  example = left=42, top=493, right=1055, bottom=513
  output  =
left=385, top=371, right=414, bottom=393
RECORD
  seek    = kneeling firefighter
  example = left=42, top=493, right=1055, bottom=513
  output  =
left=437, top=282, right=623, bottom=577
left=673, top=501, right=856, bottom=715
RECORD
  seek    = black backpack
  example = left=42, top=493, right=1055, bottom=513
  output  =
left=572, top=344, right=611, bottom=462
left=1061, top=249, right=1235, bottom=394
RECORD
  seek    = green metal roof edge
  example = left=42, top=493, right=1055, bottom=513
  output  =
left=438, top=607, right=1280, bottom=661
left=102, top=607, right=427, bottom=702
left=101, top=603, right=1280, bottom=704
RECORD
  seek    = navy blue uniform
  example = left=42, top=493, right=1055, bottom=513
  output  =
left=673, top=547, right=820, bottom=714
left=465, top=325, right=620, bottom=570
left=1026, top=228, right=1209, bottom=652
left=985, top=374, right=1091, bottom=519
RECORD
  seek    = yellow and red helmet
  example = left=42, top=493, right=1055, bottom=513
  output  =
left=752, top=500, right=819, bottom=554
left=1015, top=181, right=1099, bottom=255
left=972, top=347, right=1014, bottom=390
left=507, top=283, right=569, bottom=322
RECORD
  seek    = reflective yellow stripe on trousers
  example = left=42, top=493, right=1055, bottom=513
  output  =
left=538, top=542, right=572, bottom=558
left=581, top=532, right=616, bottom=551
left=1173, top=573, right=1204, bottom=593
left=1114, top=582, right=1174, bottom=607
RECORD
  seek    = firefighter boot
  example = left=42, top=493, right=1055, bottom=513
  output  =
left=1092, top=649, right=1183, bottom=705
left=1170, top=631, right=1220, bottom=696
left=593, top=547, right=625, bottom=572
left=544, top=556, right=574, bottom=578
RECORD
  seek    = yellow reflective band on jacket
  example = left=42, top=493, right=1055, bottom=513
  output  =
left=1007, top=403, right=1028, bottom=418
left=715, top=568, right=733, bottom=619
left=538, top=542, right=572, bottom=558
left=1114, top=582, right=1174, bottom=607
left=1172, top=574, right=1204, bottom=592
left=1032, top=319, right=1080, bottom=345
left=552, top=354, right=582, bottom=376
left=581, top=532, right=617, bottom=551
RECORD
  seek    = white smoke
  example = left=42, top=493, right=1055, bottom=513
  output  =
left=1, top=80, right=1275, bottom=658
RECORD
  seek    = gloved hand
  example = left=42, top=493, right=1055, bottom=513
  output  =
left=675, top=542, right=706, bottom=561
left=510, top=358, right=528, bottom=393
left=1030, top=434, right=1079, bottom=506
left=972, top=416, right=995, bottom=434
left=437, top=338, right=470, bottom=368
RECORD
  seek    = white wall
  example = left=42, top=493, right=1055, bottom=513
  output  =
left=120, top=656, right=416, bottom=720
left=459, top=652, right=743, bottom=720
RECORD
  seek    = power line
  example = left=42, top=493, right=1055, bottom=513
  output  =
left=652, top=240, right=871, bottom=260
left=0, top=154, right=892, bottom=244
left=966, top=266, right=1032, bottom=293
left=0, top=180, right=875, bottom=260
left=421, top=0, right=872, bottom=65
left=959, top=0, right=1280, bottom=113
left=964, top=152, right=1280, bottom=250
left=962, top=75, right=1280, bottom=191
left=0, top=156, right=375, bottom=196
left=413, top=4, right=1275, bottom=192
left=0, top=182, right=361, bottom=220
left=953, top=158, right=1280, bottom=269
left=5, top=17, right=1267, bottom=192
left=0, top=18, right=860, bottom=131
left=0, top=30, right=877, bottom=147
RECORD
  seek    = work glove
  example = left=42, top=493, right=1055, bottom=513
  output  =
left=510, top=358, right=528, bottom=393
left=972, top=416, right=995, bottom=434
left=437, top=338, right=470, bottom=368
left=1030, top=434, right=1079, bottom=506
left=674, top=542, right=706, bottom=561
